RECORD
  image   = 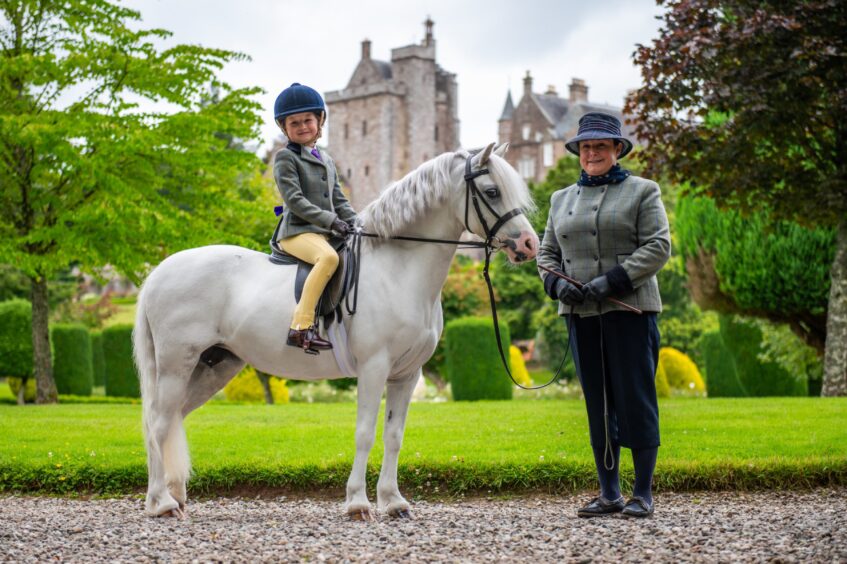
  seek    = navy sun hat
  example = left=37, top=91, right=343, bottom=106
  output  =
left=274, top=83, right=325, bottom=124
left=565, top=112, right=633, bottom=158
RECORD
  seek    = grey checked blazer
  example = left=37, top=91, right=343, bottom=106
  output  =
left=273, top=143, right=357, bottom=240
left=537, top=175, right=671, bottom=317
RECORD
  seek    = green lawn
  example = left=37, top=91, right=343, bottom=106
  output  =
left=1, top=397, right=844, bottom=496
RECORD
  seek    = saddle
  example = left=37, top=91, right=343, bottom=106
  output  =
left=268, top=237, right=350, bottom=322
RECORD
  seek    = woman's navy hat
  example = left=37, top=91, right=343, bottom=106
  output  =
left=274, top=83, right=325, bottom=124
left=565, top=112, right=633, bottom=158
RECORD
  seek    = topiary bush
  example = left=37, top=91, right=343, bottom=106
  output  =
left=445, top=317, right=512, bottom=401
left=90, top=330, right=106, bottom=387
left=0, top=299, right=33, bottom=379
left=655, top=361, right=671, bottom=398
left=51, top=324, right=93, bottom=396
left=509, top=345, right=531, bottom=387
left=719, top=315, right=807, bottom=396
left=223, top=366, right=289, bottom=403
left=658, top=347, right=706, bottom=396
left=700, top=330, right=745, bottom=397
left=8, top=377, right=36, bottom=403
left=101, top=324, right=140, bottom=398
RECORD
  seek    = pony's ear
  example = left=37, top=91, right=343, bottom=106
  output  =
left=494, top=142, right=509, bottom=157
left=474, top=142, right=496, bottom=168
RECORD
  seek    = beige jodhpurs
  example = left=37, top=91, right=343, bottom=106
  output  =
left=278, top=232, right=339, bottom=330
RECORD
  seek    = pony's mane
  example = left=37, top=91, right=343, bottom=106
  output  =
left=360, top=149, right=534, bottom=237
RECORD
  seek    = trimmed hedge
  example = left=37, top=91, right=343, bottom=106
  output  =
left=51, top=324, right=94, bottom=396
left=101, top=324, right=140, bottom=398
left=0, top=299, right=33, bottom=378
left=223, top=366, right=289, bottom=404
left=446, top=317, right=512, bottom=401
left=719, top=316, right=807, bottom=397
left=90, top=330, right=106, bottom=387
left=659, top=347, right=706, bottom=395
left=701, top=330, right=745, bottom=397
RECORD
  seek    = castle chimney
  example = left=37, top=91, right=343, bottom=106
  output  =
left=424, top=17, right=434, bottom=46
left=523, top=71, right=533, bottom=97
left=361, top=39, right=371, bottom=60
left=569, top=78, right=588, bottom=102
left=545, top=84, right=557, bottom=95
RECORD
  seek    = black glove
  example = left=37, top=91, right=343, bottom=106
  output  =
left=331, top=218, right=351, bottom=237
left=581, top=275, right=612, bottom=302
left=555, top=278, right=585, bottom=306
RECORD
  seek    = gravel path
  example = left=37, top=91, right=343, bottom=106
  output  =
left=2, top=489, right=845, bottom=562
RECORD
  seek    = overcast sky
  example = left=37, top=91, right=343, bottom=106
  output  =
left=122, top=0, right=665, bottom=153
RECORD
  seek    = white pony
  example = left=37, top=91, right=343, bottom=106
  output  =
left=134, top=143, right=538, bottom=520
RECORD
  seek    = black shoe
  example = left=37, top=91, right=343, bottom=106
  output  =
left=577, top=495, right=625, bottom=518
left=286, top=327, right=332, bottom=353
left=622, top=496, right=654, bottom=518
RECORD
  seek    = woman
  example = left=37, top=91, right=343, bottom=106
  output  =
left=537, top=112, right=671, bottom=518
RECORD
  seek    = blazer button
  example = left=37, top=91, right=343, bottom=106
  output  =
left=601, top=187, right=605, bottom=192
left=323, top=192, right=329, bottom=197
left=593, top=206, right=598, bottom=211
left=321, top=175, right=327, bottom=181
left=594, top=255, right=599, bottom=261
left=568, top=210, right=573, bottom=215
left=565, top=259, right=571, bottom=263
left=561, top=234, right=567, bottom=239
left=592, top=230, right=597, bottom=236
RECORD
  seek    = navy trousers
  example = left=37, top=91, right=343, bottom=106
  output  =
left=568, top=311, right=660, bottom=450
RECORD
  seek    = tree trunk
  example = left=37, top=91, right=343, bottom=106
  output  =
left=822, top=217, right=847, bottom=396
left=17, top=377, right=26, bottom=406
left=31, top=275, right=57, bottom=404
left=256, top=371, right=274, bottom=405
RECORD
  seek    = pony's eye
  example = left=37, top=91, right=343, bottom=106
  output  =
left=484, top=187, right=501, bottom=199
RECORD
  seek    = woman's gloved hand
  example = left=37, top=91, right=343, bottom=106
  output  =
left=331, top=218, right=351, bottom=237
left=555, top=278, right=585, bottom=306
left=581, top=275, right=612, bottom=302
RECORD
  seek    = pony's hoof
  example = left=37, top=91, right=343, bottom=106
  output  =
left=349, top=508, right=375, bottom=522
left=160, top=507, right=185, bottom=519
left=391, top=508, right=413, bottom=519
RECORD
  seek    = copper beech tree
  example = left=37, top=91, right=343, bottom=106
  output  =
left=0, top=1, right=266, bottom=402
left=626, top=0, right=847, bottom=396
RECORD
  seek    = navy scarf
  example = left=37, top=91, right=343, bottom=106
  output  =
left=578, top=164, right=631, bottom=187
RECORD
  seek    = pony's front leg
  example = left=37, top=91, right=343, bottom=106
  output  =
left=376, top=369, right=420, bottom=518
left=345, top=353, right=390, bottom=521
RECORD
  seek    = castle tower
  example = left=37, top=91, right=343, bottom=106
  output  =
left=324, top=20, right=459, bottom=210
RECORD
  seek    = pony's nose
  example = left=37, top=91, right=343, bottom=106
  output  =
left=515, top=230, right=538, bottom=261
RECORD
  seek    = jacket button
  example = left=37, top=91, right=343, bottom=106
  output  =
left=592, top=230, right=597, bottom=236
left=561, top=234, right=567, bottom=239
left=565, top=259, right=571, bottom=263
left=321, top=175, right=327, bottom=181
left=594, top=256, right=599, bottom=261
left=323, top=192, right=329, bottom=197
left=601, top=187, right=605, bottom=192
left=568, top=210, right=573, bottom=215
left=593, top=206, right=598, bottom=211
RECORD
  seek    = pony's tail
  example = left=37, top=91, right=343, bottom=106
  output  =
left=134, top=287, right=191, bottom=495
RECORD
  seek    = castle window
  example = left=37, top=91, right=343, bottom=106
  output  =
left=522, top=124, right=531, bottom=141
left=347, top=168, right=351, bottom=179
left=362, top=120, right=367, bottom=137
left=535, top=131, right=543, bottom=143
left=365, top=165, right=369, bottom=176
left=543, top=143, right=554, bottom=167
left=518, top=157, right=535, bottom=180
left=344, top=123, right=349, bottom=139
left=434, top=125, right=439, bottom=142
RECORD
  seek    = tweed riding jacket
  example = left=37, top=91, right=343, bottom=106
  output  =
left=273, top=142, right=357, bottom=240
left=538, top=175, right=671, bottom=317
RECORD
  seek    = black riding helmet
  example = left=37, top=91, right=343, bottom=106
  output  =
left=274, top=83, right=326, bottom=129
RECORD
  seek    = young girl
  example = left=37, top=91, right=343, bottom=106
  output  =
left=272, top=83, right=358, bottom=354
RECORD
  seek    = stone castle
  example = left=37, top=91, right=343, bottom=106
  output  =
left=497, top=71, right=637, bottom=183
left=324, top=19, right=460, bottom=210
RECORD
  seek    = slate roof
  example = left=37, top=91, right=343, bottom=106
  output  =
left=499, top=91, right=514, bottom=121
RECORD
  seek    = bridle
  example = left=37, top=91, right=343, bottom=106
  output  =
left=348, top=153, right=559, bottom=390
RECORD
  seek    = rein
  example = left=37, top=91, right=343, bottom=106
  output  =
left=345, top=154, right=560, bottom=391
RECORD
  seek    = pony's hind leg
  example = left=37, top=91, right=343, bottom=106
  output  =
left=144, top=358, right=193, bottom=518
left=376, top=369, right=420, bottom=518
